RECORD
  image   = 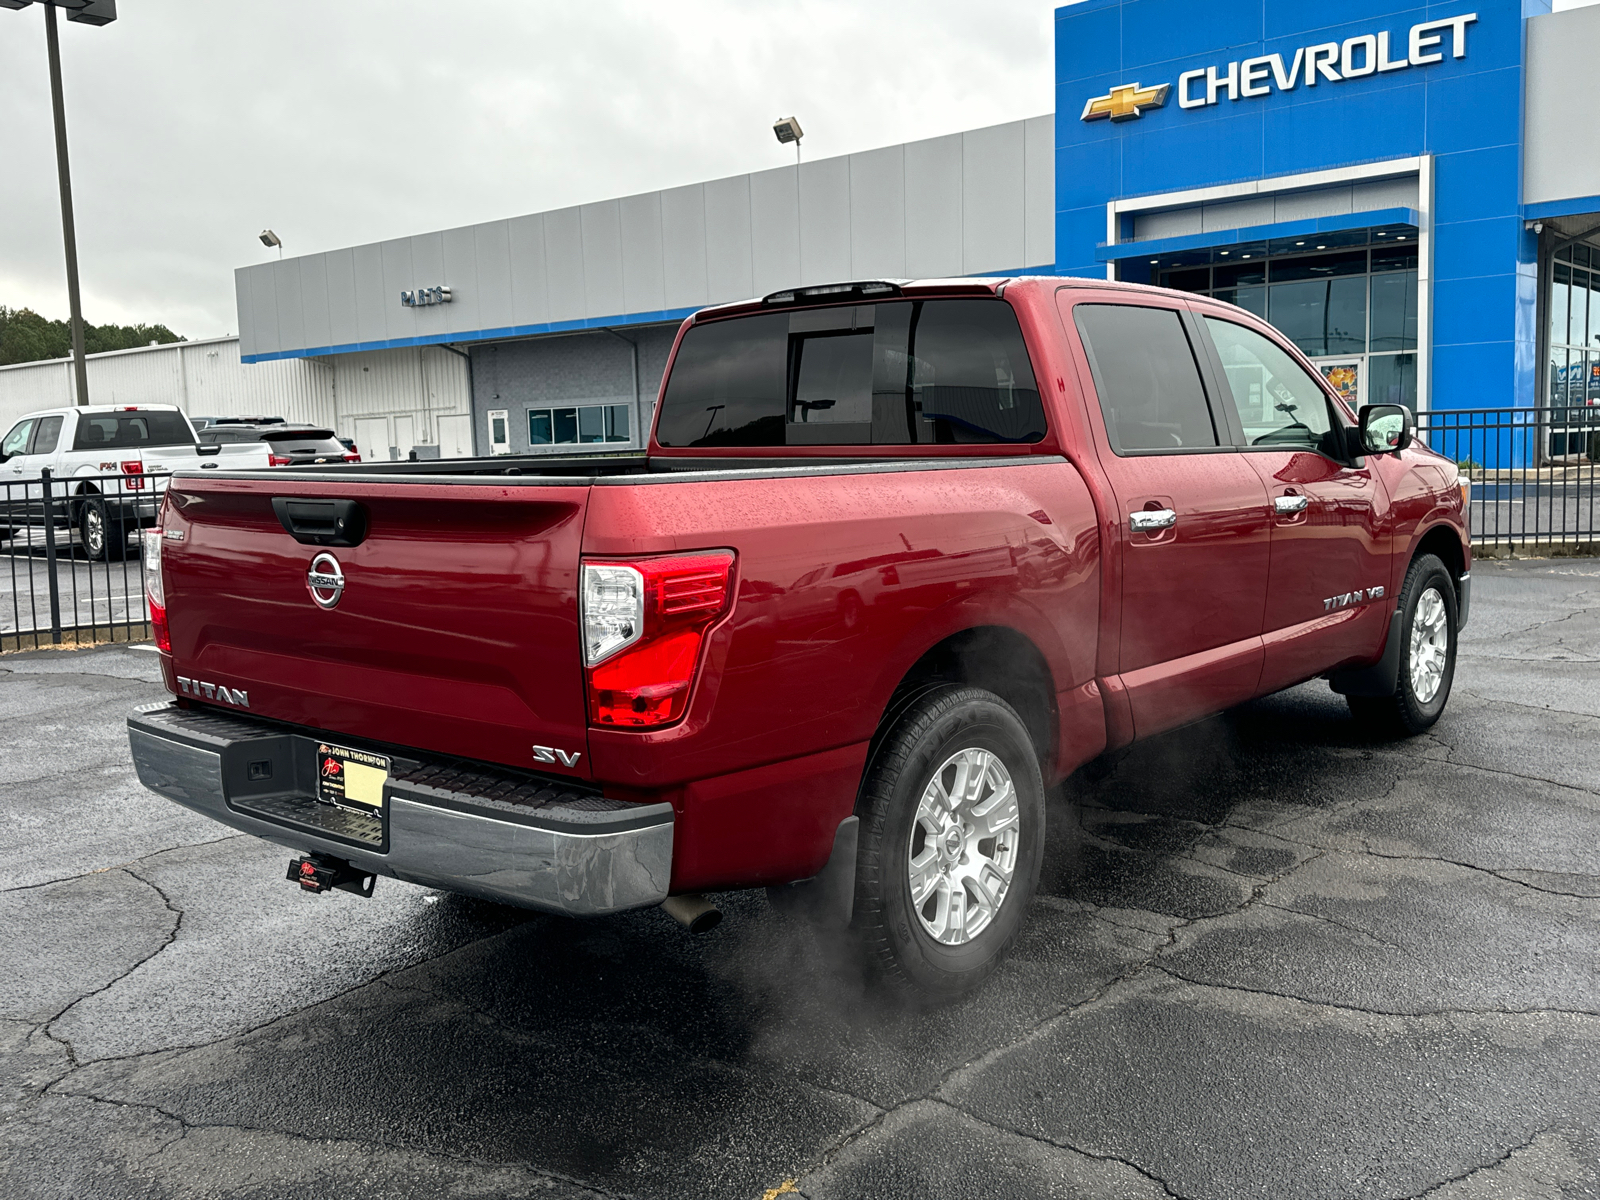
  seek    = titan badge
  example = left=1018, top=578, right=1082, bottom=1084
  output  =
left=175, top=676, right=249, bottom=707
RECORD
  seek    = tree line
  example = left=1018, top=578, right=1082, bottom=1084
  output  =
left=0, top=306, right=185, bottom=367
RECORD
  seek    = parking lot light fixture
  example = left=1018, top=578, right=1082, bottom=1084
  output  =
left=259, top=229, right=282, bottom=259
left=0, top=0, right=118, bottom=406
left=773, top=116, right=803, bottom=165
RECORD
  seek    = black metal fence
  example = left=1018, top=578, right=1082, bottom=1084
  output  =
left=2, top=467, right=164, bottom=652
left=1417, top=407, right=1599, bottom=550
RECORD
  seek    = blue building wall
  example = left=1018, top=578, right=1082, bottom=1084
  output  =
left=1054, top=0, right=1547, bottom=412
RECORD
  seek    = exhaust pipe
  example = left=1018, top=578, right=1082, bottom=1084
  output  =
left=661, top=894, right=722, bottom=933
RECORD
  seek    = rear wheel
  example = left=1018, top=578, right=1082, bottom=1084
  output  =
left=78, top=494, right=127, bottom=562
left=852, top=685, right=1044, bottom=1002
left=1348, top=553, right=1457, bottom=738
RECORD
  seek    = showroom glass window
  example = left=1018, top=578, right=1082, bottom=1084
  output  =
left=1154, top=229, right=1418, bottom=410
left=1548, top=242, right=1600, bottom=457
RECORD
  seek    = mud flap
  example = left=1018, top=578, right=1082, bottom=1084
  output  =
left=1328, top=609, right=1404, bottom=698
left=766, top=816, right=858, bottom=928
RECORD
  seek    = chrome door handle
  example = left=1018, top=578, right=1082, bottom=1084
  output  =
left=1129, top=508, right=1176, bottom=532
left=1274, top=495, right=1309, bottom=515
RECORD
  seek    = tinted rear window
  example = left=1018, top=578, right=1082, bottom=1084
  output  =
left=73, top=412, right=194, bottom=450
left=261, top=430, right=344, bottom=455
left=655, top=299, right=1045, bottom=447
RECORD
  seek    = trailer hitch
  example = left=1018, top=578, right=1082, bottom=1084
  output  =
left=288, top=853, right=376, bottom=897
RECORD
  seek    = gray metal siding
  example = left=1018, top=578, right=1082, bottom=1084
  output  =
left=235, top=114, right=1055, bottom=360
left=1132, top=176, right=1421, bottom=242
left=1525, top=5, right=1600, bottom=207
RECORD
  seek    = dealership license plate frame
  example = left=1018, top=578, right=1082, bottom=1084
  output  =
left=314, top=741, right=391, bottom=816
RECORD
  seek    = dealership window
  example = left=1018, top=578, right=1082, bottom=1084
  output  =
left=1151, top=227, right=1418, bottom=410
left=528, top=404, right=630, bottom=446
left=1548, top=242, right=1600, bottom=458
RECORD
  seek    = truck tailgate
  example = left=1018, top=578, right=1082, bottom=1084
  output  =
left=158, top=475, right=593, bottom=778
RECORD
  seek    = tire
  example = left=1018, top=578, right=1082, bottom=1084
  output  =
left=1348, top=553, right=1458, bottom=738
left=852, top=685, right=1045, bottom=1002
left=78, top=494, right=127, bottom=563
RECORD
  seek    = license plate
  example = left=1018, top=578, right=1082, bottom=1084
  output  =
left=314, top=742, right=390, bottom=812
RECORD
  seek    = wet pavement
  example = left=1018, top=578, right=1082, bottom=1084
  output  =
left=2, top=558, right=1597, bottom=1199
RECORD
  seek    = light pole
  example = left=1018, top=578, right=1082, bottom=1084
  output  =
left=773, top=116, right=803, bottom=166
left=0, top=0, right=117, bottom=406
left=260, top=229, right=283, bottom=260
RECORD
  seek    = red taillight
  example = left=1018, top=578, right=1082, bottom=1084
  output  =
left=143, top=531, right=171, bottom=653
left=121, top=460, right=145, bottom=490
left=582, top=552, right=735, bottom=729
left=342, top=451, right=361, bottom=462
left=268, top=454, right=292, bottom=467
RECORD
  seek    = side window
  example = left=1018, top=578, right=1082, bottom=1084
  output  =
left=30, top=415, right=63, bottom=455
left=1072, top=304, right=1219, bottom=453
left=1203, top=317, right=1337, bottom=450
left=2, top=420, right=35, bottom=458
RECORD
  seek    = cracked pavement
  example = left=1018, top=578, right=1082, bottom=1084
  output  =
left=2, top=557, right=1598, bottom=1199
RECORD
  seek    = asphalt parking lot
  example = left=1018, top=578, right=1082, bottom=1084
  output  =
left=2, top=557, right=1598, bottom=1200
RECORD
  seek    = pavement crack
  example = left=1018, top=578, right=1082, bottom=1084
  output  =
left=41, top=865, right=183, bottom=1068
left=1258, top=900, right=1406, bottom=950
left=1397, top=1127, right=1548, bottom=1200
left=1152, top=965, right=1600, bottom=1020
left=0, top=833, right=246, bottom=895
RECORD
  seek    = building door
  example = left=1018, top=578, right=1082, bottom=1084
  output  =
left=486, top=409, right=511, bottom=455
left=436, top=413, right=473, bottom=458
left=1198, top=314, right=1391, bottom=693
left=1066, top=296, right=1272, bottom=738
left=353, top=418, right=391, bottom=463
left=393, top=416, right=416, bottom=461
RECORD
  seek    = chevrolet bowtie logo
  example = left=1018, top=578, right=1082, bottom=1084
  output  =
left=1081, top=82, right=1171, bottom=122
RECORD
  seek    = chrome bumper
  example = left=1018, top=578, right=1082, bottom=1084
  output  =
left=126, top=702, right=673, bottom=917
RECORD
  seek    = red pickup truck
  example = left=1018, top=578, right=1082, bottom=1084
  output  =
left=127, top=276, right=1469, bottom=999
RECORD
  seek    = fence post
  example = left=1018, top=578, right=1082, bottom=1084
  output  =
left=40, top=468, right=63, bottom=645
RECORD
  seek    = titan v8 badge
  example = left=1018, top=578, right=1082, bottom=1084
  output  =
left=1325, top=585, right=1384, bottom=612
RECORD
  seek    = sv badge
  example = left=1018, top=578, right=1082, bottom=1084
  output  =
left=533, top=745, right=582, bottom=768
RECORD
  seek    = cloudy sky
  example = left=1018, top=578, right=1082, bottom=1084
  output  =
left=1, top=0, right=1593, bottom=340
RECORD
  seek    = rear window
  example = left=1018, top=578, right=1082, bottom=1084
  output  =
left=655, top=299, right=1046, bottom=447
left=73, top=411, right=194, bottom=451
left=260, top=429, right=345, bottom=455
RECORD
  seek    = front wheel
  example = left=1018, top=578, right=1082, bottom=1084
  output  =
left=852, top=686, right=1045, bottom=1002
left=1348, top=553, right=1458, bottom=738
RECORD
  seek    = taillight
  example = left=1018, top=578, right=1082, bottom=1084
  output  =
left=343, top=451, right=361, bottom=462
left=121, top=460, right=145, bottom=490
left=268, top=454, right=292, bottom=467
left=144, top=531, right=170, bottom=653
left=582, top=551, right=735, bottom=728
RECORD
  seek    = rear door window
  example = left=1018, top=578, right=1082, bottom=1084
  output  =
left=73, top=412, right=194, bottom=450
left=1072, top=304, right=1220, bottom=454
left=655, top=299, right=1045, bottom=447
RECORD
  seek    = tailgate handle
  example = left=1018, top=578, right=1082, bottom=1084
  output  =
left=271, top=497, right=368, bottom=547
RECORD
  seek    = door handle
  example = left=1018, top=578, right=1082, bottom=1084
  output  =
left=1274, top=495, right=1310, bottom=515
left=1129, top=508, right=1177, bottom=532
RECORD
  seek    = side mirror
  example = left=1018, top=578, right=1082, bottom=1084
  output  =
left=1358, top=403, right=1414, bottom=455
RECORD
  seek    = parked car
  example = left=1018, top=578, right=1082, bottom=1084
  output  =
left=198, top=421, right=360, bottom=466
left=127, top=276, right=1470, bottom=999
left=0, top=405, right=271, bottom=560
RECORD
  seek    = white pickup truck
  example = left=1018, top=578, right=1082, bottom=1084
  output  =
left=0, top=404, right=271, bottom=560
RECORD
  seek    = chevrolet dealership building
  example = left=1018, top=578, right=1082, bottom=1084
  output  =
left=231, top=0, right=1600, bottom=460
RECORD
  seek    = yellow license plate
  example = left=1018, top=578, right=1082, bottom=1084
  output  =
left=314, top=743, right=390, bottom=812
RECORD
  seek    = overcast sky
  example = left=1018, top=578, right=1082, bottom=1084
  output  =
left=1, top=0, right=1593, bottom=340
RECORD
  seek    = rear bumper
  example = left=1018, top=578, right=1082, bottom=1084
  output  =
left=126, top=702, right=673, bottom=917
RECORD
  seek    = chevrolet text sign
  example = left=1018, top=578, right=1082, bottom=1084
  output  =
left=1081, top=11, right=1477, bottom=121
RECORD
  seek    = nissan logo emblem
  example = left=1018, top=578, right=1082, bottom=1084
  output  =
left=307, top=552, right=345, bottom=610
